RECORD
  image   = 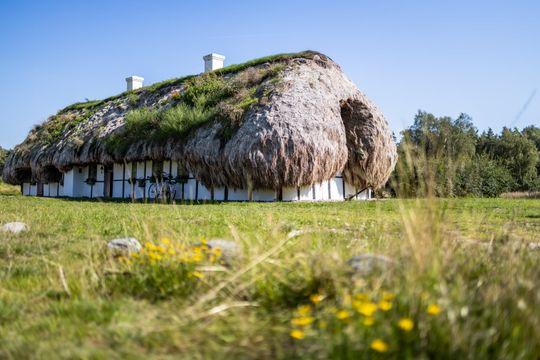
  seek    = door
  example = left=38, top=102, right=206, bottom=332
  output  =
left=36, top=182, right=44, bottom=197
left=104, top=165, right=113, bottom=198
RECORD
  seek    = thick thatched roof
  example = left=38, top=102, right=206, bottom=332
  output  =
left=3, top=51, right=397, bottom=189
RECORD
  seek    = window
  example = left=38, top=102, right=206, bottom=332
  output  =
left=131, top=163, right=137, bottom=180
left=177, top=163, right=189, bottom=183
left=88, top=164, right=97, bottom=180
left=152, top=161, right=164, bottom=179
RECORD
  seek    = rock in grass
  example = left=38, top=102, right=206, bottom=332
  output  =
left=107, top=237, right=142, bottom=256
left=348, top=254, right=394, bottom=276
left=207, top=239, right=240, bottom=263
left=1, top=222, right=29, bottom=234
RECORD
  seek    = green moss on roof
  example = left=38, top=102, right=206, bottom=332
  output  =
left=58, top=50, right=322, bottom=114
left=19, top=51, right=324, bottom=157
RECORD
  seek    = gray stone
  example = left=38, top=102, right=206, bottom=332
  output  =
left=207, top=239, right=240, bottom=263
left=107, top=237, right=142, bottom=256
left=1, top=222, right=29, bottom=234
left=347, top=254, right=394, bottom=276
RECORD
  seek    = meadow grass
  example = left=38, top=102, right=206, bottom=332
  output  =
left=0, top=195, right=538, bottom=359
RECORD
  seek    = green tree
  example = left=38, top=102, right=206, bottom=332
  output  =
left=393, top=111, right=478, bottom=197
left=392, top=113, right=539, bottom=197
left=0, top=147, right=8, bottom=175
left=492, top=128, right=539, bottom=190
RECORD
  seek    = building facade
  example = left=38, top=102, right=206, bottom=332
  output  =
left=21, top=160, right=371, bottom=201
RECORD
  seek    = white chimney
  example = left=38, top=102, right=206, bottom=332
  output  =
left=203, top=53, right=225, bottom=72
left=125, top=76, right=144, bottom=91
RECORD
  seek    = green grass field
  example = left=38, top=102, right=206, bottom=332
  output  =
left=0, top=192, right=539, bottom=359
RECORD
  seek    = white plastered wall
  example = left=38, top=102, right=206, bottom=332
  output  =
left=22, top=183, right=30, bottom=196
left=24, top=160, right=372, bottom=202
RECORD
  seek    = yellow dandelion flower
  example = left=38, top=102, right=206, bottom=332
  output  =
left=191, top=253, right=203, bottom=262
left=336, top=310, right=350, bottom=320
left=144, top=242, right=154, bottom=250
left=291, top=317, right=314, bottom=326
left=290, top=329, right=305, bottom=340
left=297, top=305, right=312, bottom=316
left=362, top=317, right=375, bottom=326
left=160, top=238, right=171, bottom=245
left=354, top=293, right=369, bottom=301
left=427, top=304, right=441, bottom=315
left=192, top=271, right=204, bottom=279
left=168, top=248, right=176, bottom=255
left=354, top=301, right=377, bottom=317
left=130, top=252, right=139, bottom=258
left=381, top=291, right=395, bottom=301
left=378, top=300, right=392, bottom=311
left=310, top=294, right=324, bottom=304
left=370, top=339, right=388, bottom=353
left=398, top=318, right=414, bottom=331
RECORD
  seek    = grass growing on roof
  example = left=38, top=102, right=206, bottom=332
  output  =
left=14, top=51, right=317, bottom=160
left=105, top=63, right=285, bottom=155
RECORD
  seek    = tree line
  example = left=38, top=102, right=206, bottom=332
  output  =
left=391, top=111, right=540, bottom=197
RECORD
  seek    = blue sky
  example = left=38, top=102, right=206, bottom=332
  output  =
left=0, top=0, right=538, bottom=148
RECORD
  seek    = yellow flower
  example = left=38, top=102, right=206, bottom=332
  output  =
left=310, top=294, right=324, bottom=304
left=398, top=318, right=414, bottom=331
left=354, top=293, right=369, bottom=301
left=370, top=339, right=389, bottom=353
left=362, top=317, right=375, bottom=326
left=427, top=304, right=441, bottom=315
left=160, top=238, right=171, bottom=245
left=168, top=248, right=176, bottom=255
left=353, top=301, right=377, bottom=317
left=192, top=271, right=204, bottom=279
left=381, top=291, right=395, bottom=301
left=290, top=329, right=305, bottom=340
left=336, top=310, right=350, bottom=320
left=297, top=305, right=312, bottom=316
left=378, top=300, right=392, bottom=311
left=191, top=253, right=203, bottom=262
left=291, top=317, right=314, bottom=326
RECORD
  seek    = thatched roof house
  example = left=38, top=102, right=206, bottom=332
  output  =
left=3, top=51, right=397, bottom=201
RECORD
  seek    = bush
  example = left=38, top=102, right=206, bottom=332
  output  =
left=455, top=156, right=516, bottom=197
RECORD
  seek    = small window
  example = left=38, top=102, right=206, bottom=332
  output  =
left=177, top=163, right=189, bottom=183
left=131, top=163, right=137, bottom=180
left=88, top=164, right=97, bottom=180
left=152, top=161, right=164, bottom=178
